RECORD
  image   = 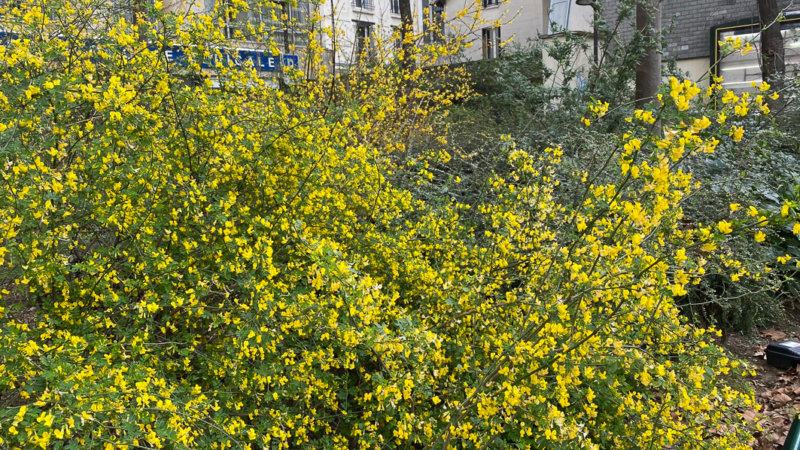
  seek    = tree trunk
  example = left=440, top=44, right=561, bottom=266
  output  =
left=282, top=2, right=291, bottom=54
left=129, top=0, right=145, bottom=25
left=758, top=0, right=785, bottom=92
left=131, top=0, right=148, bottom=42
left=635, top=0, right=661, bottom=108
left=399, top=0, right=414, bottom=71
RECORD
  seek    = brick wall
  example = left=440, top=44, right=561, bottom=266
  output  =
left=600, top=0, right=795, bottom=60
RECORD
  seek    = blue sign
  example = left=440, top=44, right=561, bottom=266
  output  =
left=162, top=45, right=298, bottom=72
left=0, top=33, right=298, bottom=73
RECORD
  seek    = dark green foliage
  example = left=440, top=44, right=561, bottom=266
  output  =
left=438, top=3, right=800, bottom=335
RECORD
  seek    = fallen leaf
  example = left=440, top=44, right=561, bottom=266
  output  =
left=762, top=329, right=788, bottom=341
left=773, top=392, right=793, bottom=404
left=744, top=409, right=758, bottom=421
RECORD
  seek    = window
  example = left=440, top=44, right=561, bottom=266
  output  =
left=111, top=0, right=155, bottom=23
left=714, top=18, right=800, bottom=92
left=392, top=25, right=402, bottom=49
left=0, top=0, right=75, bottom=21
left=482, top=0, right=498, bottom=7
left=223, top=0, right=310, bottom=47
left=391, top=0, right=400, bottom=15
left=547, top=0, right=570, bottom=34
left=355, top=21, right=374, bottom=57
left=353, top=0, right=374, bottom=11
left=422, top=0, right=444, bottom=43
left=482, top=26, right=500, bottom=59
left=0, top=0, right=30, bottom=9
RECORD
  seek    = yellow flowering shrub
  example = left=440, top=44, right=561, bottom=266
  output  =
left=0, top=1, right=789, bottom=449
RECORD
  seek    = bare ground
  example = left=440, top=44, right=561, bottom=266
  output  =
left=723, top=307, right=800, bottom=449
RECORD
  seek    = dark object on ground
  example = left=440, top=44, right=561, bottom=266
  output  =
left=766, top=341, right=800, bottom=370
left=785, top=415, right=800, bottom=450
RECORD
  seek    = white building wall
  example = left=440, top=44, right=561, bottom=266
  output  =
left=445, top=0, right=543, bottom=61
left=319, top=0, right=424, bottom=67
left=676, top=57, right=711, bottom=88
left=445, top=0, right=593, bottom=62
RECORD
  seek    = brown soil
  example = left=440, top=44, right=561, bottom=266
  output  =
left=723, top=308, right=800, bottom=449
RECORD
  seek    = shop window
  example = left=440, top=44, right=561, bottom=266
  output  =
left=714, top=18, right=800, bottom=91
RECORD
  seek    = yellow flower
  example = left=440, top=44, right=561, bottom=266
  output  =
left=730, top=126, right=744, bottom=142
left=717, top=220, right=733, bottom=234
left=640, top=370, right=652, bottom=385
left=692, top=116, right=711, bottom=131
left=754, top=231, right=765, bottom=242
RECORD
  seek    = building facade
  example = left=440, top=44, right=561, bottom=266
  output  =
left=441, top=0, right=799, bottom=90
left=132, top=0, right=800, bottom=88
left=444, top=0, right=594, bottom=61
left=316, top=0, right=429, bottom=68
left=599, top=0, right=800, bottom=88
left=159, top=0, right=429, bottom=75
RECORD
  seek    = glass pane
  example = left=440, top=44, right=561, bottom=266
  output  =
left=548, top=0, right=570, bottom=34
left=717, top=24, right=800, bottom=91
